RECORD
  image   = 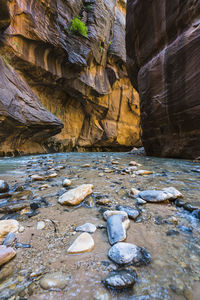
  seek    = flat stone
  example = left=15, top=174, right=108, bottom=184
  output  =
left=31, top=174, right=44, bottom=181
left=107, top=215, right=126, bottom=245
left=75, top=223, right=97, bottom=233
left=136, top=198, right=147, bottom=205
left=103, top=269, right=137, bottom=290
left=103, top=210, right=128, bottom=221
left=108, top=242, right=151, bottom=266
left=67, top=232, right=94, bottom=254
left=0, top=180, right=9, bottom=193
left=47, top=173, right=57, bottom=178
left=135, top=170, right=153, bottom=175
left=58, top=184, right=94, bottom=206
left=96, top=198, right=111, bottom=205
left=162, top=187, right=183, bottom=199
left=0, top=245, right=16, bottom=266
left=2, top=232, right=16, bottom=246
left=138, top=190, right=175, bottom=202
left=116, top=205, right=140, bottom=220
left=129, top=161, right=138, bottom=166
left=62, top=179, right=72, bottom=187
left=40, top=272, right=67, bottom=290
left=0, top=220, right=19, bottom=242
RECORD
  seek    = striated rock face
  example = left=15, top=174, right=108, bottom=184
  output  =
left=126, top=0, right=200, bottom=158
left=0, top=0, right=141, bottom=155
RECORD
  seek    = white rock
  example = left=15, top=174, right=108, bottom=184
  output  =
left=58, top=184, right=94, bottom=206
left=62, top=179, right=72, bottom=187
left=103, top=210, right=128, bottom=221
left=130, top=188, right=140, bottom=196
left=67, top=232, right=94, bottom=254
left=37, top=221, right=46, bottom=230
left=162, top=187, right=183, bottom=199
left=75, top=223, right=97, bottom=233
left=0, top=220, right=19, bottom=242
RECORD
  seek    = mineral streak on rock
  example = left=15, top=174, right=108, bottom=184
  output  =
left=126, top=0, right=200, bottom=159
left=0, top=0, right=141, bottom=156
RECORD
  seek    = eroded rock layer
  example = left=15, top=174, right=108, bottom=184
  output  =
left=126, top=0, right=200, bottom=158
left=0, top=0, right=140, bottom=155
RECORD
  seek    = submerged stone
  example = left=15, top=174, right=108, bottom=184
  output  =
left=40, top=272, right=67, bottom=290
left=103, top=269, right=137, bottom=290
left=107, top=215, right=126, bottom=245
left=116, top=205, right=140, bottom=220
left=108, top=242, right=151, bottom=266
left=75, top=223, right=97, bottom=233
left=67, top=232, right=94, bottom=254
left=58, top=184, right=94, bottom=205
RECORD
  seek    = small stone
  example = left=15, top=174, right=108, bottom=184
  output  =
left=130, top=188, right=140, bottom=196
left=48, top=173, right=57, bottom=178
left=135, top=170, right=153, bottom=175
left=18, top=226, right=25, bottom=233
left=111, top=161, right=119, bottom=165
left=107, top=215, right=126, bottom=245
left=75, top=223, right=96, bottom=233
left=108, top=242, right=151, bottom=266
left=0, top=180, right=9, bottom=193
left=40, top=184, right=49, bottom=189
left=63, top=179, right=72, bottom=187
left=98, top=173, right=104, bottom=177
left=15, top=243, right=31, bottom=248
left=103, top=269, right=137, bottom=290
left=31, top=175, right=44, bottom=181
left=0, top=246, right=16, bottom=266
left=2, top=233, right=16, bottom=246
left=0, top=220, right=19, bottom=242
left=58, top=184, right=94, bottom=206
left=103, top=210, right=128, bottom=221
left=37, top=221, right=46, bottom=230
left=40, top=272, right=67, bottom=290
left=67, top=232, right=94, bottom=254
left=138, top=190, right=175, bottom=202
left=96, top=198, right=111, bottom=205
left=129, top=161, right=137, bottom=166
left=162, top=187, right=182, bottom=199
left=116, top=205, right=140, bottom=220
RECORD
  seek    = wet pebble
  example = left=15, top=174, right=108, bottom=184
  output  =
left=138, top=190, right=174, bottom=202
left=108, top=242, right=151, bottom=266
left=15, top=243, right=31, bottom=249
left=102, top=269, right=137, bottom=290
left=62, top=178, right=72, bottom=187
left=67, top=232, right=94, bottom=253
left=40, top=272, right=67, bottom=290
left=31, top=174, right=45, bottom=181
left=0, top=220, right=19, bottom=242
left=166, top=230, right=180, bottom=236
left=116, top=205, right=140, bottom=220
left=37, top=221, right=46, bottom=230
left=107, top=215, right=127, bottom=245
left=2, top=232, right=17, bottom=246
left=75, top=223, right=97, bottom=233
left=58, top=184, right=94, bottom=206
left=103, top=210, right=128, bottom=221
left=0, top=180, right=9, bottom=193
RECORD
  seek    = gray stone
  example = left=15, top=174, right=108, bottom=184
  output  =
left=108, top=242, right=151, bottom=266
left=103, top=269, right=137, bottom=289
left=116, top=205, right=140, bottom=220
left=138, top=190, right=174, bottom=202
left=40, top=272, right=67, bottom=290
left=107, top=215, right=126, bottom=245
left=75, top=223, right=97, bottom=233
left=2, top=233, right=16, bottom=247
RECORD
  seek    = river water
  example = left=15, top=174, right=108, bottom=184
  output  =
left=0, top=152, right=200, bottom=299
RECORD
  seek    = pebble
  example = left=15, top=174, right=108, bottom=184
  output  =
left=62, top=179, right=72, bottom=187
left=103, top=269, right=137, bottom=290
left=135, top=170, right=153, bottom=175
left=116, top=205, right=140, bottom=220
left=58, top=184, right=94, bottom=205
left=166, top=230, right=180, bottom=236
left=129, top=161, right=138, bottom=166
left=137, top=190, right=175, bottom=202
left=108, top=242, right=151, bottom=266
left=130, top=188, right=140, bottom=196
left=67, top=232, right=94, bottom=253
left=136, top=198, right=147, bottom=205
left=103, top=210, right=128, bottom=221
left=107, top=215, right=126, bottom=245
left=2, top=233, right=16, bottom=246
left=75, top=223, right=97, bottom=233
left=81, top=164, right=90, bottom=168
left=37, top=221, right=46, bottom=230
left=47, top=173, right=57, bottom=178
left=0, top=220, right=19, bottom=242
left=40, top=272, right=67, bottom=290
left=96, top=198, right=111, bottom=205
left=0, top=245, right=16, bottom=266
left=31, top=175, right=44, bottom=181
left=0, top=180, right=9, bottom=193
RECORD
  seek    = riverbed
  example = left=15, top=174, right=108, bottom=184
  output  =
left=0, top=152, right=200, bottom=299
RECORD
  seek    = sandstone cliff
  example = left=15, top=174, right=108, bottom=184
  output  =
left=126, top=0, right=200, bottom=158
left=0, top=0, right=140, bottom=155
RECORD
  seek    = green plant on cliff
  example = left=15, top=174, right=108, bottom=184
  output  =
left=70, top=16, right=88, bottom=38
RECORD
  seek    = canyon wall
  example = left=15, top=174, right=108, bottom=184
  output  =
left=126, top=0, right=200, bottom=158
left=0, top=0, right=141, bottom=155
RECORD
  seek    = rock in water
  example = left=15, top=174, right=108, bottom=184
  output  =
left=107, top=215, right=126, bottom=245
left=63, top=179, right=72, bottom=187
left=0, top=220, right=19, bottom=242
left=108, top=242, right=151, bottom=266
left=103, top=269, right=137, bottom=290
left=116, top=205, right=140, bottom=220
left=67, top=233, right=94, bottom=254
left=0, top=245, right=16, bottom=266
left=75, top=223, right=97, bottom=233
left=40, top=272, right=67, bottom=290
left=0, top=180, right=9, bottom=193
left=103, top=210, right=128, bottom=221
left=58, top=184, right=94, bottom=205
left=138, top=190, right=174, bottom=202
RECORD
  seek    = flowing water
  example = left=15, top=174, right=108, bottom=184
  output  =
left=0, top=152, right=200, bottom=299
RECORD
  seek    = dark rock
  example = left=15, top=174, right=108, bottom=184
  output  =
left=0, top=180, right=9, bottom=193
left=107, top=215, right=126, bottom=245
left=166, top=230, right=180, bottom=236
left=0, top=201, right=30, bottom=213
left=175, top=199, right=185, bottom=208
left=177, top=226, right=193, bottom=234
left=116, top=205, right=140, bottom=220
left=126, top=0, right=200, bottom=159
left=108, top=242, right=151, bottom=266
left=102, top=269, right=137, bottom=290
